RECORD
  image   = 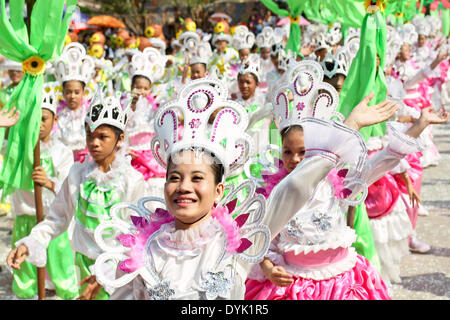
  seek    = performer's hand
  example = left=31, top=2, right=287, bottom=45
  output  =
left=31, top=166, right=54, bottom=191
left=261, top=258, right=294, bottom=287
left=405, top=107, right=449, bottom=139
left=267, top=265, right=294, bottom=287
left=430, top=51, right=448, bottom=70
left=408, top=186, right=422, bottom=208
left=6, top=244, right=29, bottom=270
left=344, top=92, right=400, bottom=131
left=78, top=275, right=103, bottom=300
left=0, top=107, right=20, bottom=128
left=420, top=107, right=449, bottom=125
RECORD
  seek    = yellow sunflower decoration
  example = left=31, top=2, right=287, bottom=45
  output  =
left=64, top=34, right=72, bottom=46
left=185, top=20, right=196, bottom=32
left=88, top=44, right=104, bottom=59
left=290, top=16, right=300, bottom=24
left=364, top=0, right=386, bottom=14
left=22, top=56, right=46, bottom=76
left=214, top=21, right=228, bottom=34
left=145, top=25, right=155, bottom=38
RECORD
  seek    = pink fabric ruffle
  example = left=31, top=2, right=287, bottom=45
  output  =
left=73, top=148, right=90, bottom=163
left=117, top=203, right=252, bottom=273
left=130, top=149, right=166, bottom=180
left=393, top=152, right=423, bottom=196
left=57, top=98, right=90, bottom=115
left=244, top=254, right=390, bottom=300
left=255, top=158, right=289, bottom=199
left=365, top=173, right=400, bottom=219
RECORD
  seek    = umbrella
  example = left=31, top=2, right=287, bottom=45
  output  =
left=87, top=15, right=125, bottom=28
left=208, top=12, right=232, bottom=24
left=276, top=16, right=310, bottom=26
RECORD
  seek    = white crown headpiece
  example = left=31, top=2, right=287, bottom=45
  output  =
left=426, top=16, right=442, bottom=35
left=411, top=16, right=431, bottom=37
left=397, top=23, right=418, bottom=46
left=129, top=47, right=167, bottom=84
left=151, top=78, right=253, bottom=177
left=277, top=48, right=294, bottom=71
left=271, top=42, right=285, bottom=57
left=41, top=82, right=60, bottom=115
left=54, top=42, right=95, bottom=85
left=149, top=38, right=167, bottom=54
left=320, top=47, right=349, bottom=78
left=213, top=33, right=232, bottom=45
left=385, top=26, right=402, bottom=66
left=180, top=32, right=213, bottom=66
left=314, top=33, right=331, bottom=51
left=0, top=59, right=22, bottom=71
left=85, top=85, right=130, bottom=132
left=256, top=26, right=275, bottom=48
left=179, top=31, right=200, bottom=52
left=271, top=60, right=343, bottom=132
left=231, top=25, right=255, bottom=51
left=238, top=54, right=261, bottom=82
left=327, top=22, right=342, bottom=45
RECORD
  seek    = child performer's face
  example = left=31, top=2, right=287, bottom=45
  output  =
left=281, top=128, right=305, bottom=173
left=323, top=74, right=346, bottom=94
left=239, top=48, right=251, bottom=62
left=85, top=124, right=123, bottom=163
left=418, top=34, right=427, bottom=47
left=40, top=109, right=56, bottom=142
left=260, top=47, right=271, bottom=60
left=190, top=63, right=207, bottom=80
left=132, top=76, right=151, bottom=98
left=165, top=150, right=224, bottom=230
left=238, top=73, right=258, bottom=100
left=8, top=70, right=24, bottom=86
left=400, top=43, right=410, bottom=61
left=63, top=80, right=85, bottom=111
left=216, top=40, right=228, bottom=53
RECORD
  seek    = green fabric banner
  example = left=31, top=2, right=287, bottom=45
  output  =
left=0, top=0, right=77, bottom=198
left=337, top=10, right=388, bottom=142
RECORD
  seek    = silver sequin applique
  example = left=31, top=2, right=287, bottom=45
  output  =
left=312, top=212, right=332, bottom=232
left=146, top=280, right=175, bottom=300
left=286, top=219, right=304, bottom=238
left=199, top=271, right=232, bottom=300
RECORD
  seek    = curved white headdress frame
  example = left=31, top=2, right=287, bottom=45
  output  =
left=85, top=84, right=131, bottom=132
left=231, top=25, right=255, bottom=51
left=271, top=60, right=344, bottom=132
left=320, top=47, right=350, bottom=78
left=397, top=23, right=418, bottom=46
left=128, top=47, right=167, bottom=84
left=54, top=42, right=95, bottom=85
left=256, top=26, right=275, bottom=49
left=151, top=78, right=254, bottom=177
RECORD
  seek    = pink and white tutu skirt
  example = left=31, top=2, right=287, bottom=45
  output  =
left=245, top=253, right=390, bottom=300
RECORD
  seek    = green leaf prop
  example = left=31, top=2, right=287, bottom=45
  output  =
left=0, top=0, right=77, bottom=198
left=260, top=0, right=305, bottom=55
left=337, top=10, right=388, bottom=142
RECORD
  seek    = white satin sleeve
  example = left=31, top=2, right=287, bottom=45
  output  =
left=264, top=156, right=335, bottom=239
left=404, top=64, right=433, bottom=89
left=51, top=143, right=75, bottom=194
left=263, top=119, right=367, bottom=240
left=363, top=121, right=424, bottom=186
left=15, top=163, right=83, bottom=267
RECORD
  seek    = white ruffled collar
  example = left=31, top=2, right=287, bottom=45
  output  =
left=85, top=148, right=133, bottom=190
left=155, top=217, right=224, bottom=257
